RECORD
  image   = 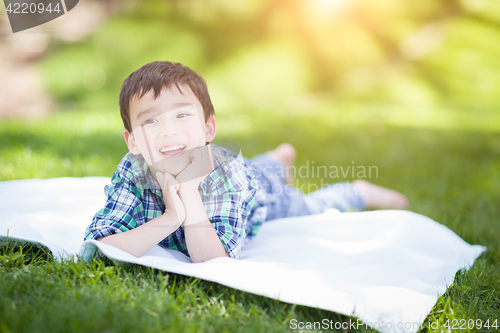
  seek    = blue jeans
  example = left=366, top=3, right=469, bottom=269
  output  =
left=244, top=154, right=366, bottom=221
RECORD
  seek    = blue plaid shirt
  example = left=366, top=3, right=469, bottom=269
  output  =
left=85, top=144, right=267, bottom=259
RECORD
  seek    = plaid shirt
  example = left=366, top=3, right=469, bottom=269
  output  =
left=85, top=144, right=267, bottom=259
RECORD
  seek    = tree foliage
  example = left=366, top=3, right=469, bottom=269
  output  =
left=39, top=0, right=500, bottom=113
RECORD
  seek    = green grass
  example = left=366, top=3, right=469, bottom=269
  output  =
left=1, top=107, right=499, bottom=332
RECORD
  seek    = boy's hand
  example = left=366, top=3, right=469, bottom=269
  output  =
left=156, top=172, right=186, bottom=225
left=176, top=145, right=214, bottom=194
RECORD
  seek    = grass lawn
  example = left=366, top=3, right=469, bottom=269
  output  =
left=1, top=107, right=499, bottom=332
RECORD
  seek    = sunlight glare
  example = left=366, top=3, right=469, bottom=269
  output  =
left=315, top=0, right=347, bottom=9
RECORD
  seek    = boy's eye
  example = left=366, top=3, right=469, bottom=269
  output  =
left=143, top=118, right=158, bottom=125
left=177, top=113, right=190, bottom=118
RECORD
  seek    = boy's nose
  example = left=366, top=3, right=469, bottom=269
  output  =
left=159, top=123, right=180, bottom=137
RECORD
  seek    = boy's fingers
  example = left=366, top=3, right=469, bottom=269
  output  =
left=167, top=177, right=179, bottom=188
left=191, top=148, right=202, bottom=161
left=167, top=185, right=178, bottom=200
left=163, top=172, right=174, bottom=181
left=156, top=172, right=179, bottom=199
left=166, top=183, right=185, bottom=222
left=174, top=146, right=214, bottom=184
left=155, top=172, right=165, bottom=186
left=161, top=176, right=181, bottom=217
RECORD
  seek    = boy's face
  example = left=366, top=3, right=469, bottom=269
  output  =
left=124, top=85, right=216, bottom=176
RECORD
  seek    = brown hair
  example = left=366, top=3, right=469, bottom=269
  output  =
left=119, top=61, right=215, bottom=133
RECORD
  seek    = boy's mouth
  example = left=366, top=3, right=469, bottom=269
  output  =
left=159, top=144, right=186, bottom=158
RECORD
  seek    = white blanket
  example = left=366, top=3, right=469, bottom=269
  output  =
left=0, top=177, right=486, bottom=333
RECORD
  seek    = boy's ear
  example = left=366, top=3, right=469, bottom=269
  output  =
left=124, top=130, right=141, bottom=155
left=204, top=115, right=217, bottom=142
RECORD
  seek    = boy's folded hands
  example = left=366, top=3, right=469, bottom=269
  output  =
left=156, top=145, right=214, bottom=227
left=156, top=172, right=186, bottom=226
left=176, top=145, right=214, bottom=193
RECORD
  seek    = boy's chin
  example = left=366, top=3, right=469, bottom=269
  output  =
left=148, top=155, right=191, bottom=177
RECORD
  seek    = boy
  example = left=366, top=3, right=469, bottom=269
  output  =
left=85, top=61, right=407, bottom=263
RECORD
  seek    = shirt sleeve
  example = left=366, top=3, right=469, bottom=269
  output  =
left=201, top=161, right=265, bottom=259
left=206, top=193, right=250, bottom=259
left=84, top=171, right=145, bottom=241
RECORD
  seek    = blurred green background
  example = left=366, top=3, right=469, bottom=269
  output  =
left=35, top=0, right=500, bottom=130
left=1, top=0, right=499, bottom=205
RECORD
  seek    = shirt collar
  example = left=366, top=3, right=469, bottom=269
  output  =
left=128, top=153, right=163, bottom=195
